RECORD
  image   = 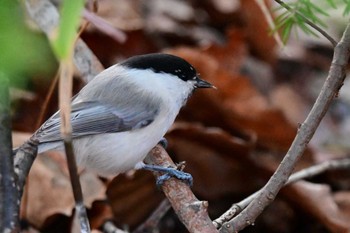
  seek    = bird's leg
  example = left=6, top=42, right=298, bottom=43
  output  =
left=138, top=138, right=192, bottom=187
left=141, top=163, right=193, bottom=187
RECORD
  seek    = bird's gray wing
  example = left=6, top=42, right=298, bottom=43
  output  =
left=34, top=101, right=158, bottom=143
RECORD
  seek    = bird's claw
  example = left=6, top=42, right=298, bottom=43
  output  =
left=156, top=168, right=193, bottom=187
left=142, top=164, right=193, bottom=187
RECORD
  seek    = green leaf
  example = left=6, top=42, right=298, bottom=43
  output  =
left=281, top=19, right=294, bottom=43
left=297, top=17, right=318, bottom=37
left=0, top=0, right=56, bottom=87
left=308, top=2, right=329, bottom=16
left=51, top=0, right=85, bottom=59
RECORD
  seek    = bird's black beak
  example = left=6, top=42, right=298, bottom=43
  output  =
left=194, top=76, right=216, bottom=89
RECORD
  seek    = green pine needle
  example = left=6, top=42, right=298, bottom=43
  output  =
left=272, top=0, right=350, bottom=44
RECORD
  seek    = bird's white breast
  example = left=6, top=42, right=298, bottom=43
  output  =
left=72, top=107, right=177, bottom=176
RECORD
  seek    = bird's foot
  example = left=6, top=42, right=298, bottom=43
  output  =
left=142, top=163, right=193, bottom=187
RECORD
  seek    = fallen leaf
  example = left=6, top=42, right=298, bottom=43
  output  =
left=283, top=181, right=350, bottom=233
left=24, top=153, right=106, bottom=228
left=168, top=47, right=297, bottom=151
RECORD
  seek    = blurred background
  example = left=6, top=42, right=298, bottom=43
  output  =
left=3, top=0, right=350, bottom=232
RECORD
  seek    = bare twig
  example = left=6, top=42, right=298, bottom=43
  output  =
left=24, top=1, right=100, bottom=231
left=133, top=199, right=172, bottom=233
left=57, top=24, right=91, bottom=233
left=220, top=22, right=350, bottom=232
left=0, top=77, right=19, bottom=231
left=144, top=145, right=218, bottom=233
left=83, top=9, right=127, bottom=43
left=213, top=157, right=350, bottom=229
left=274, top=0, right=337, bottom=47
left=35, top=71, right=59, bottom=129
left=64, top=138, right=91, bottom=233
left=14, top=140, right=38, bottom=201
left=12, top=138, right=38, bottom=230
left=287, top=157, right=350, bottom=183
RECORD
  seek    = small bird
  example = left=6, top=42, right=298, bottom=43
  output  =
left=32, top=53, right=214, bottom=182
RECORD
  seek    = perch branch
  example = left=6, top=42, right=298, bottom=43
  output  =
left=145, top=145, right=218, bottom=233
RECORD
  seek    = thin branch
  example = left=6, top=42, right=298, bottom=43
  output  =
left=64, top=138, right=91, bottom=233
left=213, top=157, right=350, bottom=229
left=35, top=70, right=59, bottom=129
left=22, top=0, right=104, bottom=231
left=82, top=9, right=127, bottom=43
left=287, top=157, right=350, bottom=183
left=0, top=77, right=19, bottom=231
left=220, top=21, right=350, bottom=232
left=13, top=139, right=38, bottom=219
left=144, top=145, right=218, bottom=233
left=274, top=0, right=338, bottom=47
left=56, top=44, right=91, bottom=232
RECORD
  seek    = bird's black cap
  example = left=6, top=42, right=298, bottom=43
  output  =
left=121, top=53, right=199, bottom=82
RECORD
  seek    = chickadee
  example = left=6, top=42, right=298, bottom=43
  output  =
left=32, top=53, right=213, bottom=182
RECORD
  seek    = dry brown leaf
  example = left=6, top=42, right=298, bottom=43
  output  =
left=283, top=181, right=350, bottom=233
left=89, top=201, right=114, bottom=229
left=205, top=28, right=248, bottom=74
left=167, top=123, right=259, bottom=199
left=167, top=47, right=296, bottom=151
left=270, top=84, right=308, bottom=125
left=106, top=171, right=164, bottom=227
left=240, top=0, right=276, bottom=63
left=334, top=191, right=350, bottom=221
left=24, top=153, right=106, bottom=228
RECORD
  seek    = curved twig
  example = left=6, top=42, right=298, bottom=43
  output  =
left=220, top=21, right=350, bottom=232
left=213, top=157, right=350, bottom=229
